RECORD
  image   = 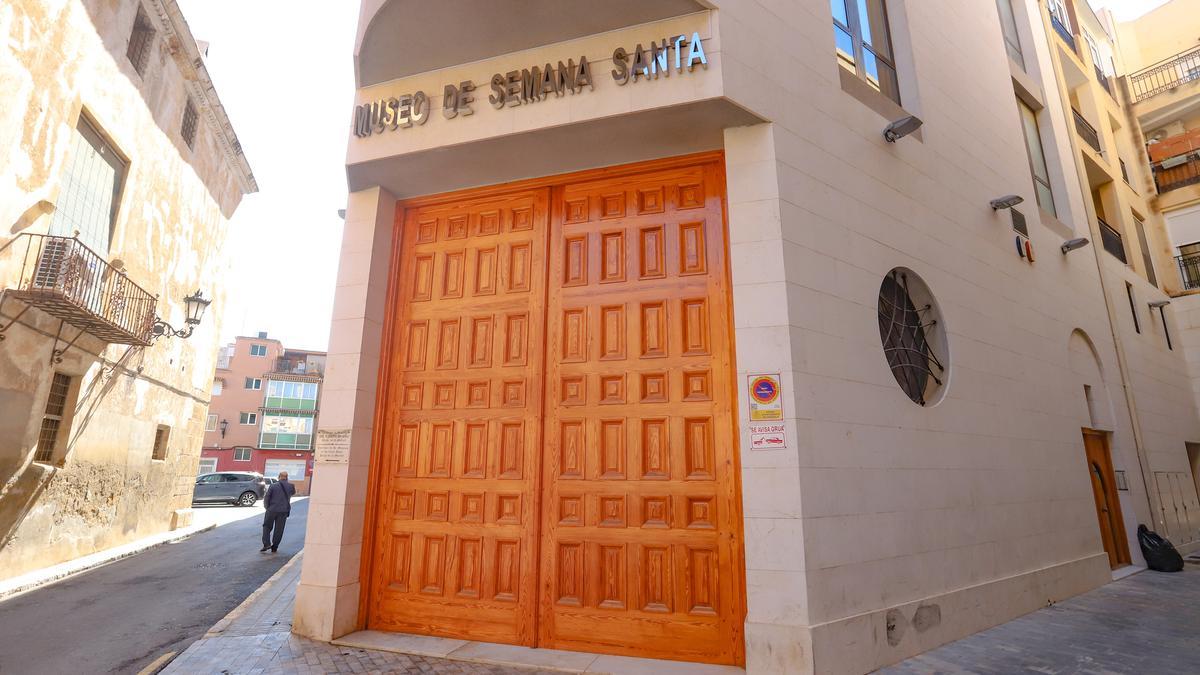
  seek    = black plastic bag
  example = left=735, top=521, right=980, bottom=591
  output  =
left=1137, top=524, right=1184, bottom=572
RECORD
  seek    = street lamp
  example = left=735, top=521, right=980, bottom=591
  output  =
left=220, top=419, right=228, bottom=438
left=152, top=289, right=211, bottom=340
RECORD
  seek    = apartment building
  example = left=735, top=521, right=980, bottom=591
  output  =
left=1111, top=2, right=1200, bottom=509
left=295, top=1, right=1200, bottom=672
left=0, top=0, right=255, bottom=581
left=201, top=333, right=325, bottom=495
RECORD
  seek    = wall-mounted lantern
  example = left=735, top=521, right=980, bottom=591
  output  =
left=152, top=290, right=211, bottom=340
left=219, top=419, right=228, bottom=438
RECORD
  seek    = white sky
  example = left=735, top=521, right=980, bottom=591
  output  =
left=177, top=0, right=1171, bottom=352
left=1089, top=0, right=1172, bottom=20
left=178, top=0, right=359, bottom=352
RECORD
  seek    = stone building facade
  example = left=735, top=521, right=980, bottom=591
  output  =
left=295, top=1, right=1200, bottom=673
left=0, top=0, right=254, bottom=580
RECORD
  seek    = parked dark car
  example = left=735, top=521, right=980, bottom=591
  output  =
left=192, top=472, right=267, bottom=506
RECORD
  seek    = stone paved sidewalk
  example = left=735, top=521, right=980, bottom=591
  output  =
left=161, top=551, right=551, bottom=675
left=883, top=562, right=1200, bottom=674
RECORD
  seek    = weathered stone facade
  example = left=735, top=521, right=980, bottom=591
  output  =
left=0, top=0, right=255, bottom=580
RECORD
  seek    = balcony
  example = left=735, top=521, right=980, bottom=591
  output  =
left=1153, top=154, right=1200, bottom=194
left=1050, top=12, right=1076, bottom=53
left=2, top=234, right=156, bottom=345
left=1099, top=218, right=1127, bottom=264
left=1178, top=252, right=1200, bottom=291
left=1095, top=65, right=1115, bottom=99
left=1073, top=109, right=1101, bottom=153
left=273, top=356, right=323, bottom=377
left=1129, top=46, right=1200, bottom=102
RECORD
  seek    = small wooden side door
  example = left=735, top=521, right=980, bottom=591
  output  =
left=1082, top=430, right=1130, bottom=568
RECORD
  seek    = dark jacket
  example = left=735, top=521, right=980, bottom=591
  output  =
left=264, top=480, right=296, bottom=514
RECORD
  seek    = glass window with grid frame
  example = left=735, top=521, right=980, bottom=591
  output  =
left=265, top=379, right=318, bottom=410
left=239, top=411, right=257, bottom=425
left=259, top=413, right=314, bottom=450
left=47, top=118, right=126, bottom=255
left=35, top=374, right=73, bottom=463
left=832, top=0, right=901, bottom=104
left=1017, top=99, right=1057, bottom=217
left=233, top=447, right=252, bottom=461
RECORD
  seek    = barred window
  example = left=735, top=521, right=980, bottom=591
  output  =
left=181, top=98, right=198, bottom=149
left=126, top=5, right=156, bottom=76
left=34, top=374, right=73, bottom=463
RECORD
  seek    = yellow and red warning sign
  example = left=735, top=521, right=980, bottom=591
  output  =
left=748, top=373, right=782, bottom=421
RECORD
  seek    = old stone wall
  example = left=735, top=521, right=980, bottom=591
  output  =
left=0, top=0, right=249, bottom=580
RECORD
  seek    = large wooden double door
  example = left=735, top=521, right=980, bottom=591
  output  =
left=365, top=158, right=745, bottom=665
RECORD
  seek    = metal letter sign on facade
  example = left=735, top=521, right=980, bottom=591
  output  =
left=748, top=373, right=782, bottom=421
left=352, top=32, right=707, bottom=138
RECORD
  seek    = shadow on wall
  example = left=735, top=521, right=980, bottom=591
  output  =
left=0, top=341, right=138, bottom=558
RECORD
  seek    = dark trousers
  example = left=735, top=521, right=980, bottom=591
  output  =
left=262, top=511, right=288, bottom=550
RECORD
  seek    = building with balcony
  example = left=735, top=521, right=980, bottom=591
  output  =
left=201, top=333, right=325, bottom=495
left=293, top=1, right=1200, bottom=672
left=0, top=0, right=256, bottom=581
left=1110, top=0, right=1200, bottom=508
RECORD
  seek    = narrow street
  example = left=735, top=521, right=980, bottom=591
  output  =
left=0, top=500, right=307, bottom=675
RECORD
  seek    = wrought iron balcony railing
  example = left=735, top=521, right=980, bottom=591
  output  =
left=1098, top=218, right=1127, bottom=264
left=1178, top=252, right=1200, bottom=291
left=1073, top=109, right=1101, bottom=153
left=1050, top=12, right=1076, bottom=53
left=1152, top=153, right=1200, bottom=194
left=2, top=233, right=156, bottom=345
left=1129, top=46, right=1200, bottom=102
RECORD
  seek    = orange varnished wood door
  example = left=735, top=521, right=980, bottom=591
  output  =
left=539, top=161, right=745, bottom=664
left=366, top=189, right=551, bottom=645
left=1082, top=429, right=1131, bottom=569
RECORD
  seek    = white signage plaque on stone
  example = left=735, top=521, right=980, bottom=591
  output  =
left=315, top=428, right=352, bottom=464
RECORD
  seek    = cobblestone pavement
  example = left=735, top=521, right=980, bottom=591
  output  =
left=162, top=553, right=552, bottom=675
left=883, top=563, right=1200, bottom=674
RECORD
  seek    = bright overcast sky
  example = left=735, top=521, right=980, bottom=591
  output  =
left=178, top=0, right=359, bottom=352
left=176, top=0, right=1170, bottom=352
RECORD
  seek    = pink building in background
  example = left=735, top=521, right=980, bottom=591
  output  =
left=201, top=333, right=324, bottom=496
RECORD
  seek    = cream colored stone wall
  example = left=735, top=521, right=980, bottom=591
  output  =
left=0, top=0, right=249, bottom=579
left=303, top=1, right=1200, bottom=673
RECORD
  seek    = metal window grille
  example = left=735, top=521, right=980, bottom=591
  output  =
left=877, top=271, right=944, bottom=406
left=181, top=98, right=198, bottom=149
left=126, top=5, right=156, bottom=76
left=152, top=426, right=169, bottom=460
left=34, top=374, right=73, bottom=462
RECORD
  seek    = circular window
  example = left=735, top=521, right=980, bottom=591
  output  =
left=877, top=268, right=948, bottom=406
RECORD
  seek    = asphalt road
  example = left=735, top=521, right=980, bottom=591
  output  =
left=0, top=499, right=307, bottom=675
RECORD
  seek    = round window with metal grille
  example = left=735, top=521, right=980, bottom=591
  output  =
left=877, top=268, right=948, bottom=406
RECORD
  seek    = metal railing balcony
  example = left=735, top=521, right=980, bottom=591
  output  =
left=1152, top=153, right=1200, bottom=194
left=1178, top=252, right=1200, bottom=291
left=273, top=357, right=323, bottom=376
left=1073, top=109, right=1101, bottom=153
left=1098, top=218, right=1127, bottom=264
left=1050, top=12, right=1076, bottom=53
left=1129, top=46, right=1200, bottom=102
left=1095, top=65, right=1115, bottom=98
left=3, top=233, right=156, bottom=345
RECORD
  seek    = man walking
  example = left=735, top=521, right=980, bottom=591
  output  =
left=260, top=471, right=296, bottom=553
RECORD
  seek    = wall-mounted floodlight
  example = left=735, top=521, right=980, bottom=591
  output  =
left=990, top=195, right=1024, bottom=210
left=1060, top=237, right=1090, bottom=254
left=1148, top=299, right=1171, bottom=309
left=883, top=115, right=923, bottom=143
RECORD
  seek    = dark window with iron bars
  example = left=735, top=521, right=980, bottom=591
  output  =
left=126, top=5, right=156, bottom=76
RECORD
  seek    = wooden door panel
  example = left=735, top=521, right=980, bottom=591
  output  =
left=540, top=162, right=744, bottom=665
left=1083, top=430, right=1129, bottom=568
left=368, top=190, right=550, bottom=645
